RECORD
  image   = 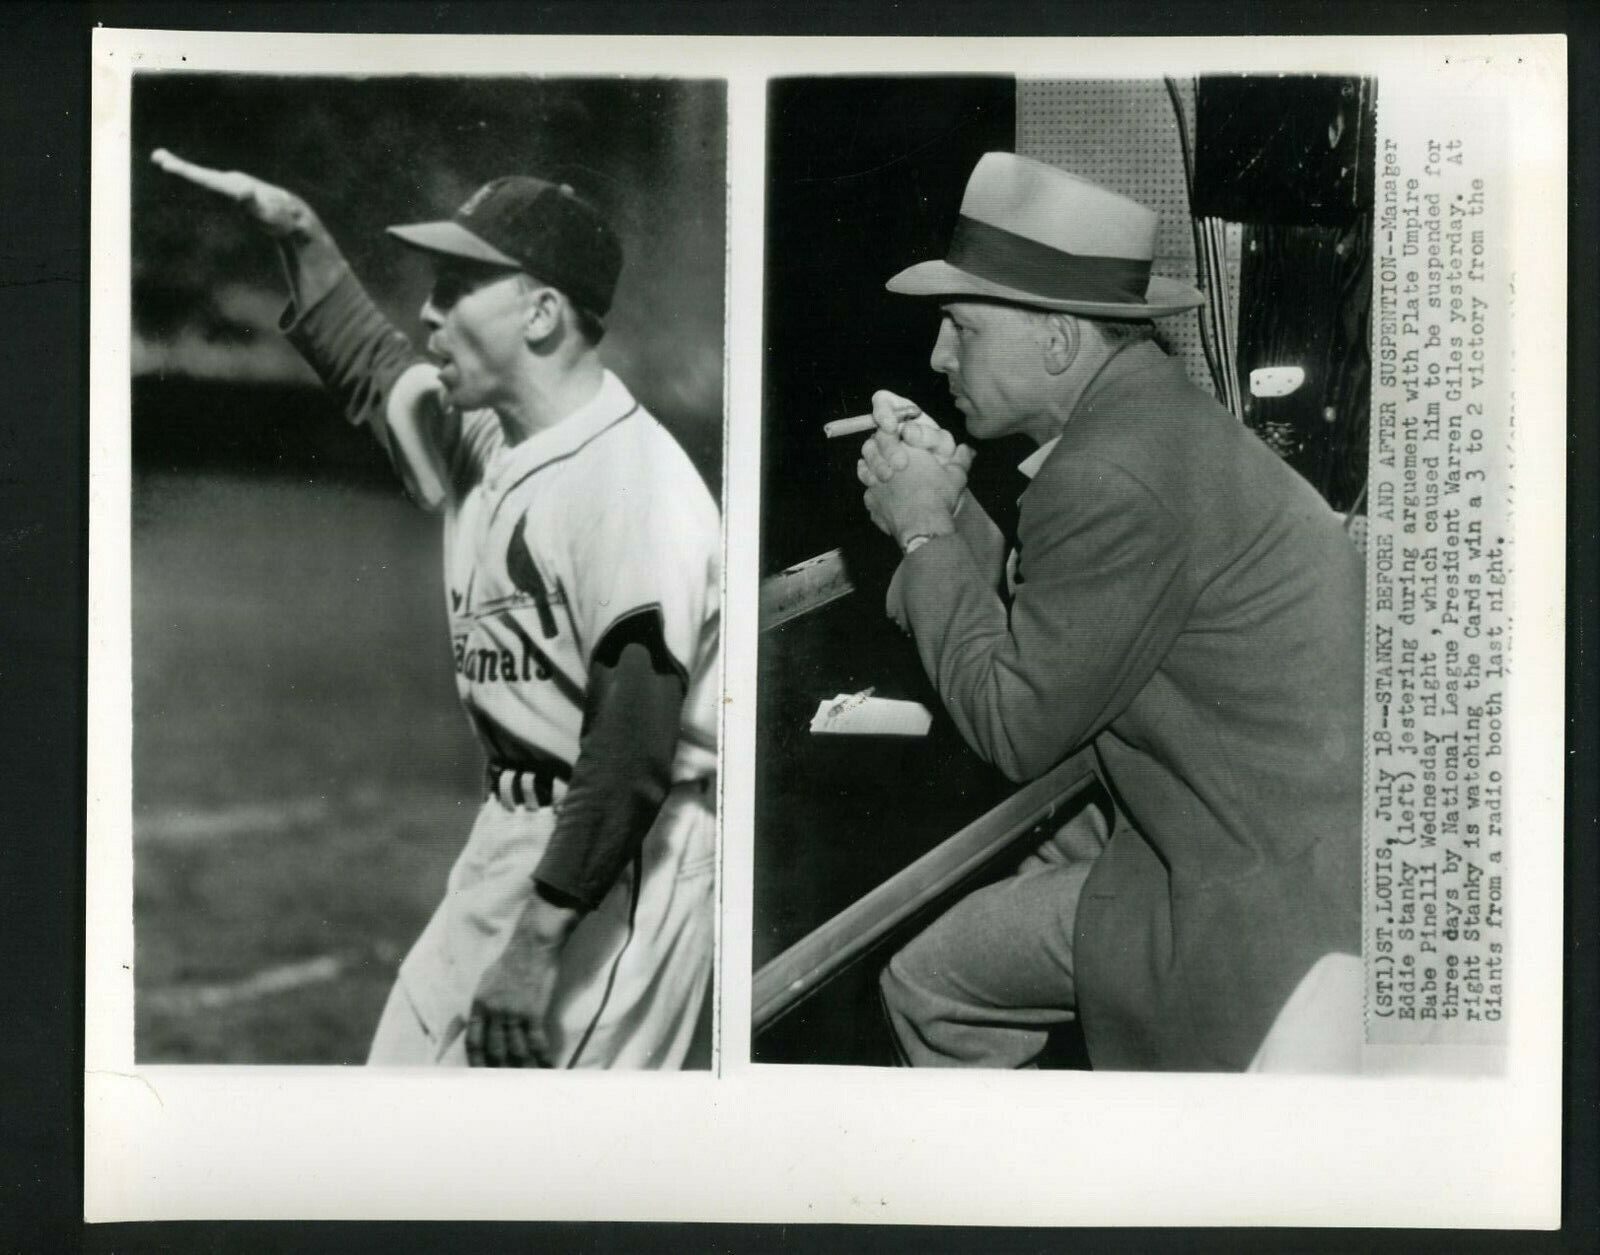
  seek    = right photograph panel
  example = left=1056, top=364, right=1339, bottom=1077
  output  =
left=753, top=75, right=1375, bottom=1070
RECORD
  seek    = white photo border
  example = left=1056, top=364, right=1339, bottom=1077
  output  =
left=88, top=30, right=1566, bottom=1227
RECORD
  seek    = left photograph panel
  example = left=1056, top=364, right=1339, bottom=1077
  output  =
left=129, top=75, right=726, bottom=1067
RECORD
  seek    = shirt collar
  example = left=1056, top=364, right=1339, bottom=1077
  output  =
left=1017, top=437, right=1059, bottom=480
left=484, top=368, right=639, bottom=490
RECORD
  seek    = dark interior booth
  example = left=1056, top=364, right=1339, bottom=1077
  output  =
left=754, top=74, right=1376, bottom=1065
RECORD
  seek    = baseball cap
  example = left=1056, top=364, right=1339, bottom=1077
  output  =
left=387, top=176, right=623, bottom=319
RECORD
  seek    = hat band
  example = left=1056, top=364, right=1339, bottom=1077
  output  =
left=947, top=215, right=1153, bottom=305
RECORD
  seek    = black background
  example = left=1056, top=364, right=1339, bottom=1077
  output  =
left=4, top=1, right=1596, bottom=1251
left=755, top=77, right=1019, bottom=1066
left=760, top=75, right=1020, bottom=576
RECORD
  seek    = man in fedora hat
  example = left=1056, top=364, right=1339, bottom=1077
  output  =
left=153, top=151, right=720, bottom=1069
left=858, top=152, right=1364, bottom=1071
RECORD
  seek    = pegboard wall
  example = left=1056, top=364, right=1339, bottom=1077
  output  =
left=1017, top=79, right=1241, bottom=400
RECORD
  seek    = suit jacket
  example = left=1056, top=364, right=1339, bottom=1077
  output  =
left=893, top=341, right=1364, bottom=1070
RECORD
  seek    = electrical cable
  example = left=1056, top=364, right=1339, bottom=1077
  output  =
left=1206, top=216, right=1244, bottom=414
left=1163, top=76, right=1232, bottom=411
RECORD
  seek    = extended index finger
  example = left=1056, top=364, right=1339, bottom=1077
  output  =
left=150, top=148, right=257, bottom=201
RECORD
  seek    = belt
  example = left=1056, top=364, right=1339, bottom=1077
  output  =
left=487, top=766, right=712, bottom=812
left=486, top=763, right=564, bottom=811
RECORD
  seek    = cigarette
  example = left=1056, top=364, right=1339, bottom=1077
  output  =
left=823, top=414, right=878, bottom=439
left=825, top=413, right=924, bottom=439
left=825, top=401, right=924, bottom=439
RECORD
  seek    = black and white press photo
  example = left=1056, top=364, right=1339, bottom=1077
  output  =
left=126, top=73, right=726, bottom=1068
left=754, top=75, right=1379, bottom=1070
left=85, top=31, right=1565, bottom=1229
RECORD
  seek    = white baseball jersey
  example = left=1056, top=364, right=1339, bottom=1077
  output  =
left=284, top=273, right=719, bottom=1067
left=365, top=362, right=720, bottom=1067
left=398, top=365, right=720, bottom=784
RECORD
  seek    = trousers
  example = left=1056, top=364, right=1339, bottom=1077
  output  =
left=881, top=792, right=1364, bottom=1071
left=880, top=793, right=1113, bottom=1068
left=368, top=779, right=715, bottom=1068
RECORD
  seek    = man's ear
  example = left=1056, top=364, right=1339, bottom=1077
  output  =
left=521, top=283, right=563, bottom=346
left=1041, top=312, right=1082, bottom=376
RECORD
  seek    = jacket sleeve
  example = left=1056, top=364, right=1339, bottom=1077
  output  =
left=897, top=453, right=1195, bottom=782
left=279, top=266, right=467, bottom=510
left=887, top=488, right=1009, bottom=631
left=952, top=488, right=1009, bottom=585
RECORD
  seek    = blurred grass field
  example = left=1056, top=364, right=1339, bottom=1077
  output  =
left=133, top=470, right=483, bottom=1063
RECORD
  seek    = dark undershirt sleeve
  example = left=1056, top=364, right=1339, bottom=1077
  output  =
left=533, top=616, right=687, bottom=910
left=280, top=267, right=429, bottom=470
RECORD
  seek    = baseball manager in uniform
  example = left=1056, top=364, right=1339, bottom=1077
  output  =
left=857, top=153, right=1364, bottom=1071
left=154, top=151, right=720, bottom=1069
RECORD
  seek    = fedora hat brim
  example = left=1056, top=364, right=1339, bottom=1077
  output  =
left=886, top=259, right=1204, bottom=319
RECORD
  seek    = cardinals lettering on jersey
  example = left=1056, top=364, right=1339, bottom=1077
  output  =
left=452, top=635, right=555, bottom=683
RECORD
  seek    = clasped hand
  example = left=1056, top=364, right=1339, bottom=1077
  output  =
left=856, top=390, right=975, bottom=548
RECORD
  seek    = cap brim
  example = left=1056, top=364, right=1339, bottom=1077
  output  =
left=886, top=259, right=1205, bottom=319
left=386, top=220, right=522, bottom=269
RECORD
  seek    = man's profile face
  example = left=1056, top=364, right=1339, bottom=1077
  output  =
left=420, top=259, right=529, bottom=410
left=930, top=300, right=1050, bottom=442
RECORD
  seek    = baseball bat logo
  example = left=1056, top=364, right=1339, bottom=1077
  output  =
left=507, top=517, right=561, bottom=639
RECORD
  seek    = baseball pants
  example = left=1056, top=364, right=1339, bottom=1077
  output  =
left=368, top=778, right=715, bottom=1069
left=879, top=793, right=1112, bottom=1068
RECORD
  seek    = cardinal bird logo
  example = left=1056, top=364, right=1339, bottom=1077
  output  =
left=507, top=517, right=561, bottom=639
